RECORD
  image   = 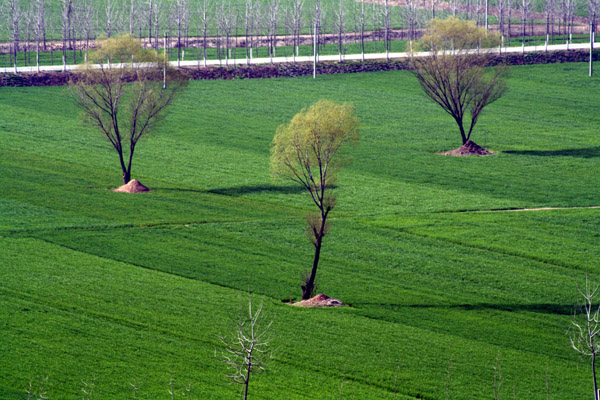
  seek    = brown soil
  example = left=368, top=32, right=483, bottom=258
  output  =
left=113, top=179, right=150, bottom=193
left=440, top=140, right=493, bottom=156
left=292, top=293, right=346, bottom=308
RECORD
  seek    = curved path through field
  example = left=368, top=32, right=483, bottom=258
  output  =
left=488, top=206, right=600, bottom=212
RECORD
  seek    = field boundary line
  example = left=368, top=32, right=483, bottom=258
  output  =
left=2, top=216, right=305, bottom=236
left=434, top=206, right=600, bottom=213
left=361, top=221, right=585, bottom=273
left=479, top=206, right=600, bottom=212
left=27, top=236, right=251, bottom=294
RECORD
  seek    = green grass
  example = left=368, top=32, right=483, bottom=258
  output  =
left=1, top=62, right=600, bottom=399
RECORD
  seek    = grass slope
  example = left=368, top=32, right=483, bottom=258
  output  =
left=1, top=62, right=599, bottom=399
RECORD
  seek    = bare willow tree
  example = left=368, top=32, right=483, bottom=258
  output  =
left=570, top=276, right=600, bottom=400
left=216, top=293, right=273, bottom=400
left=411, top=18, right=507, bottom=148
left=69, top=35, right=188, bottom=186
left=271, top=100, right=359, bottom=300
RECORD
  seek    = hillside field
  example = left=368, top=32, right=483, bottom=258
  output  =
left=1, top=62, right=599, bottom=399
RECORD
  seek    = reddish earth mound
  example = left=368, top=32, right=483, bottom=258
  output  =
left=292, top=293, right=346, bottom=308
left=440, top=140, right=493, bottom=156
left=113, top=179, right=151, bottom=193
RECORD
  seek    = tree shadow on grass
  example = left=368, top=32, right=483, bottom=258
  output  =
left=504, top=147, right=600, bottom=158
left=359, top=302, right=577, bottom=315
left=153, top=187, right=206, bottom=193
left=208, top=184, right=306, bottom=197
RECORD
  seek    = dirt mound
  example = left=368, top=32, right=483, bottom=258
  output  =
left=113, top=179, right=151, bottom=193
left=292, top=293, right=346, bottom=308
left=440, top=140, right=493, bottom=156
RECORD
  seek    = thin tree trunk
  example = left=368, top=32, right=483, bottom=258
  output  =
left=36, top=29, right=40, bottom=72
left=42, top=0, right=47, bottom=50
left=457, top=118, right=468, bottom=144
left=126, top=143, right=136, bottom=184
left=118, top=149, right=129, bottom=184
left=244, top=360, right=252, bottom=400
left=593, top=353, right=599, bottom=400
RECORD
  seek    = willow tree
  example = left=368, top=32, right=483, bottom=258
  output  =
left=411, top=17, right=507, bottom=148
left=271, top=100, right=359, bottom=300
left=70, top=35, right=187, bottom=185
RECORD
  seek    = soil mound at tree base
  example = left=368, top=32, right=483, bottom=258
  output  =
left=440, top=140, right=493, bottom=156
left=113, top=179, right=151, bottom=193
left=292, top=293, right=346, bottom=308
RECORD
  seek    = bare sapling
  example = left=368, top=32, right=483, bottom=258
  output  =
left=569, top=276, right=600, bottom=400
left=26, top=377, right=49, bottom=400
left=81, top=378, right=95, bottom=400
left=493, top=353, right=502, bottom=400
left=446, top=356, right=453, bottom=400
left=216, top=293, right=274, bottom=400
left=130, top=378, right=139, bottom=399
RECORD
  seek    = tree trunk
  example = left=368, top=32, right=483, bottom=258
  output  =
left=593, top=353, right=599, bottom=400
left=125, top=143, right=136, bottom=185
left=457, top=118, right=468, bottom=144
left=244, top=359, right=252, bottom=400
left=149, top=0, right=153, bottom=45
left=302, top=237, right=322, bottom=299
left=42, top=0, right=47, bottom=50
left=302, top=213, right=327, bottom=300
left=119, top=150, right=129, bottom=184
left=36, top=30, right=40, bottom=73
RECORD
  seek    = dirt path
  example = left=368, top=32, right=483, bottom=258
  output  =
left=480, top=206, right=600, bottom=212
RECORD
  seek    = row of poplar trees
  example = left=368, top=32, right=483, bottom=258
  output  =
left=0, top=0, right=597, bottom=67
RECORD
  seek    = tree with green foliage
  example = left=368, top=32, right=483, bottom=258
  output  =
left=411, top=17, right=507, bottom=147
left=271, top=99, right=359, bottom=300
left=69, top=35, right=188, bottom=185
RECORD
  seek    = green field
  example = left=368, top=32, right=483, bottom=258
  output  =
left=1, top=62, right=599, bottom=399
